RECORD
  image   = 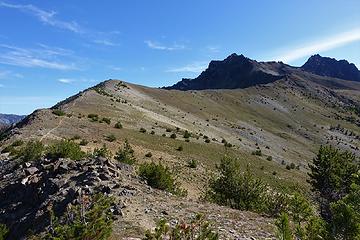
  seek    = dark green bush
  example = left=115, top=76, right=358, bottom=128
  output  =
left=150, top=130, right=155, bottom=135
left=290, top=162, right=296, bottom=169
left=1, top=145, right=16, bottom=155
left=12, top=140, right=24, bottom=147
left=251, top=149, right=262, bottom=156
left=170, top=133, right=176, bottom=139
left=139, top=128, right=147, bottom=133
left=45, top=193, right=114, bottom=240
left=266, top=156, right=273, bottom=161
left=145, top=152, right=152, bottom=158
left=92, top=145, right=112, bottom=159
left=207, top=156, right=285, bottom=215
left=176, top=145, right=183, bottom=151
left=204, top=139, right=210, bottom=143
left=183, top=131, right=191, bottom=139
left=101, top=117, right=111, bottom=125
left=105, top=134, right=116, bottom=142
left=79, top=139, right=88, bottom=146
left=114, top=121, right=123, bottom=129
left=139, top=162, right=186, bottom=196
left=17, top=140, right=44, bottom=162
left=88, top=114, right=99, bottom=122
left=46, top=140, right=85, bottom=160
left=0, top=223, right=9, bottom=240
left=114, top=140, right=136, bottom=165
left=71, top=135, right=81, bottom=140
left=52, top=109, right=66, bottom=116
left=187, top=159, right=198, bottom=168
left=144, top=213, right=218, bottom=240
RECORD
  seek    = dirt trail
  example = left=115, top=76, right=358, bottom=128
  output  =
left=40, top=117, right=64, bottom=141
left=40, top=99, right=77, bottom=141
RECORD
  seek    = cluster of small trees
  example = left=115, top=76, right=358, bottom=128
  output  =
left=9, top=140, right=86, bottom=162
left=273, top=145, right=360, bottom=240
left=206, top=156, right=287, bottom=216
left=307, top=145, right=360, bottom=239
left=207, top=146, right=360, bottom=240
left=139, top=161, right=187, bottom=196
left=44, top=193, right=115, bottom=240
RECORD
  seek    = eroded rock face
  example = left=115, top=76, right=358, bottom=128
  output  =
left=302, top=54, right=360, bottom=82
left=0, top=156, right=126, bottom=239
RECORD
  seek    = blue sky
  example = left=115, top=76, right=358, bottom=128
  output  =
left=0, top=1, right=359, bottom=115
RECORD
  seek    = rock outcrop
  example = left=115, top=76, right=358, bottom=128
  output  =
left=301, top=54, right=360, bottom=82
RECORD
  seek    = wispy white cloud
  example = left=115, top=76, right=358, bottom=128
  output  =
left=57, top=77, right=96, bottom=84
left=0, top=2, right=121, bottom=47
left=145, top=40, right=186, bottom=51
left=166, top=61, right=208, bottom=73
left=206, top=45, right=221, bottom=53
left=58, top=78, right=73, bottom=83
left=273, top=28, right=360, bottom=63
left=93, top=39, right=119, bottom=46
left=0, top=1, right=82, bottom=33
left=0, top=44, right=78, bottom=70
left=0, top=70, right=23, bottom=79
left=108, top=65, right=123, bottom=71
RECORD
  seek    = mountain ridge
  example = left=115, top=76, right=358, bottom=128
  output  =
left=301, top=54, right=360, bottom=82
left=166, top=53, right=360, bottom=91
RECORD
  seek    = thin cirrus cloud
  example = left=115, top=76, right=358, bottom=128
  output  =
left=0, top=1, right=82, bottom=33
left=166, top=61, right=208, bottom=73
left=0, top=2, right=119, bottom=46
left=92, top=39, right=120, bottom=47
left=0, top=44, right=78, bottom=70
left=0, top=70, right=23, bottom=79
left=145, top=40, right=186, bottom=51
left=273, top=28, right=360, bottom=63
left=58, top=78, right=74, bottom=83
left=58, top=77, right=96, bottom=84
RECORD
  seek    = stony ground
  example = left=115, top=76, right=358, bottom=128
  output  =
left=0, top=153, right=276, bottom=239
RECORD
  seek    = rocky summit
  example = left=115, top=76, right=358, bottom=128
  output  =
left=165, top=53, right=288, bottom=90
left=301, top=54, right=360, bottom=82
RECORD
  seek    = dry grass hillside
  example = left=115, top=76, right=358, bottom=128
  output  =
left=1, top=72, right=359, bottom=238
left=3, top=75, right=360, bottom=190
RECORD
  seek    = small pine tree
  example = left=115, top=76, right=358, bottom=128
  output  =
left=46, top=140, right=85, bottom=160
left=139, top=162, right=186, bottom=196
left=114, top=121, right=123, bottom=129
left=45, top=193, right=114, bottom=240
left=93, top=144, right=112, bottom=159
left=0, top=223, right=9, bottom=240
left=308, top=145, right=358, bottom=219
left=114, top=140, right=136, bottom=165
left=275, top=212, right=292, bottom=240
left=17, top=140, right=44, bottom=162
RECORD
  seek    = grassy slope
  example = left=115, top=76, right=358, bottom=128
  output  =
left=2, top=77, right=359, bottom=196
